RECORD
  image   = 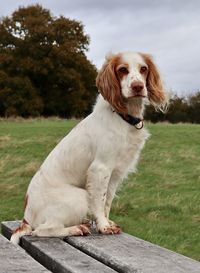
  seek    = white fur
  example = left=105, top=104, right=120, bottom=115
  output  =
left=120, top=52, right=148, bottom=99
left=10, top=52, right=157, bottom=244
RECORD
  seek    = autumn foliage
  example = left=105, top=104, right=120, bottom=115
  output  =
left=0, top=4, right=97, bottom=117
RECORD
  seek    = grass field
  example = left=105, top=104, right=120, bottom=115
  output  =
left=0, top=119, right=200, bottom=261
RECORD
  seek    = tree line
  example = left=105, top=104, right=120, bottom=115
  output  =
left=145, top=93, right=200, bottom=123
left=0, top=5, right=199, bottom=123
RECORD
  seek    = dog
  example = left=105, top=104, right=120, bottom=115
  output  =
left=11, top=52, right=167, bottom=244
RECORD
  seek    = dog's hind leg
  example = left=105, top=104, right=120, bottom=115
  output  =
left=26, top=185, right=90, bottom=238
left=32, top=222, right=91, bottom=237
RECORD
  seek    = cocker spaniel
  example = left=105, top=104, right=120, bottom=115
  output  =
left=11, top=52, right=167, bottom=244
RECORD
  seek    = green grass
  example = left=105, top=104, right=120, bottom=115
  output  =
left=0, top=119, right=200, bottom=261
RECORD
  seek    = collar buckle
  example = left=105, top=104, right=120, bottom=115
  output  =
left=134, top=120, right=144, bottom=130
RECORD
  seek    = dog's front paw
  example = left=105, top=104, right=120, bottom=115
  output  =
left=98, top=223, right=121, bottom=235
left=108, top=220, right=122, bottom=234
left=96, top=217, right=121, bottom=235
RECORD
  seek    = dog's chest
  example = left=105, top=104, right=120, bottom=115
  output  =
left=113, top=128, right=149, bottom=172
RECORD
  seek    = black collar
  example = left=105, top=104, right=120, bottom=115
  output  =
left=117, top=112, right=144, bottom=130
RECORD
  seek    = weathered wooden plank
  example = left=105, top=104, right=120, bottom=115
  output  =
left=1, top=220, right=22, bottom=240
left=3, top=220, right=200, bottom=273
left=1, top=221, right=117, bottom=273
left=0, top=234, right=50, bottom=273
left=65, top=231, right=200, bottom=273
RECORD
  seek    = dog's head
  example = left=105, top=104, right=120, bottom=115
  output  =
left=96, top=52, right=168, bottom=113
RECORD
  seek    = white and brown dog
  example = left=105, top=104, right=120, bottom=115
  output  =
left=11, top=52, right=167, bottom=244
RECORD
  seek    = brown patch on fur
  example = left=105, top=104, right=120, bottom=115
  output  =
left=24, top=194, right=28, bottom=210
left=96, top=54, right=127, bottom=113
left=140, top=53, right=167, bottom=107
left=79, top=223, right=91, bottom=235
left=22, top=218, right=29, bottom=225
left=116, top=63, right=129, bottom=81
left=12, top=219, right=29, bottom=234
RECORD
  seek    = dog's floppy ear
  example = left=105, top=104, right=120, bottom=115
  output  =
left=96, top=54, right=127, bottom=113
left=141, top=53, right=168, bottom=111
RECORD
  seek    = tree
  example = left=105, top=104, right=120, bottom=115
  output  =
left=145, top=93, right=200, bottom=124
left=188, top=92, right=200, bottom=123
left=165, top=96, right=190, bottom=123
left=0, top=71, right=43, bottom=116
left=0, top=4, right=97, bottom=117
left=145, top=104, right=167, bottom=123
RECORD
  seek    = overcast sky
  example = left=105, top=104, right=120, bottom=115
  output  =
left=1, top=0, right=200, bottom=96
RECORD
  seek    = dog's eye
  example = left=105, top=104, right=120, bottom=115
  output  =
left=118, top=67, right=129, bottom=74
left=140, top=66, right=148, bottom=73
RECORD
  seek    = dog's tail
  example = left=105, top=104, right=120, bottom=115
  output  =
left=10, top=219, right=32, bottom=245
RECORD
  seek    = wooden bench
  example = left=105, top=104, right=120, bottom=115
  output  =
left=1, top=220, right=200, bottom=273
left=0, top=233, right=49, bottom=273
